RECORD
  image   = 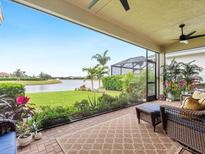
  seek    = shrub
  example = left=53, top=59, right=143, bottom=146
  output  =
left=74, top=99, right=91, bottom=116
left=32, top=106, right=71, bottom=129
left=102, top=75, right=123, bottom=90
left=97, top=94, right=118, bottom=111
left=0, top=83, right=25, bottom=99
left=122, top=72, right=137, bottom=91
left=116, top=92, right=129, bottom=107
left=88, top=96, right=98, bottom=111
left=98, top=94, right=117, bottom=104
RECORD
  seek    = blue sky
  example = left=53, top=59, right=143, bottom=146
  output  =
left=0, top=0, right=146, bottom=77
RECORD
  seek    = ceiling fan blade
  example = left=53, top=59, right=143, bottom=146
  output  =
left=87, top=0, right=100, bottom=9
left=120, top=0, right=130, bottom=11
left=187, top=31, right=196, bottom=37
left=188, top=34, right=205, bottom=40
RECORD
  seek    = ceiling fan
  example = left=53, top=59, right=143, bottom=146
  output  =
left=178, top=24, right=205, bottom=44
left=88, top=0, right=130, bottom=11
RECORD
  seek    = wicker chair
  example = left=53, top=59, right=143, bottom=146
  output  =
left=160, top=105, right=205, bottom=154
left=0, top=119, right=16, bottom=134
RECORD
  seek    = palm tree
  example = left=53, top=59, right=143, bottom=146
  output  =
left=92, top=50, right=111, bottom=66
left=13, top=69, right=26, bottom=80
left=82, top=66, right=98, bottom=90
left=181, top=60, right=203, bottom=89
left=162, top=58, right=182, bottom=87
left=96, top=65, right=109, bottom=88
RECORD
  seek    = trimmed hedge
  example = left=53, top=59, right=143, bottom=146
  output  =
left=0, top=77, right=46, bottom=81
left=102, top=75, right=123, bottom=91
left=0, top=83, right=25, bottom=99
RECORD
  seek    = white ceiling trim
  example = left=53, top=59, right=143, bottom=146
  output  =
left=166, top=46, right=205, bottom=58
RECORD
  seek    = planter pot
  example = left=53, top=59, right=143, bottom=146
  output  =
left=22, top=116, right=32, bottom=123
left=182, top=91, right=189, bottom=95
left=22, top=118, right=28, bottom=123
left=34, top=132, right=42, bottom=140
left=18, top=133, right=33, bottom=147
left=167, top=92, right=180, bottom=101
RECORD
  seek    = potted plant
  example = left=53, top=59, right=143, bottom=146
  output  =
left=181, top=60, right=203, bottom=91
left=17, top=122, right=33, bottom=146
left=162, top=59, right=203, bottom=101
left=162, top=58, right=182, bottom=101
left=31, top=122, right=42, bottom=140
left=0, top=95, right=36, bottom=146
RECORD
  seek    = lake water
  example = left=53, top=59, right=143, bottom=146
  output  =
left=25, top=80, right=99, bottom=93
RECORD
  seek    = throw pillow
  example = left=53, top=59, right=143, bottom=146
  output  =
left=192, top=91, right=205, bottom=100
left=199, top=97, right=205, bottom=105
left=181, top=97, right=205, bottom=111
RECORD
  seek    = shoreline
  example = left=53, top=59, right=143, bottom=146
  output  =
left=0, top=79, right=62, bottom=86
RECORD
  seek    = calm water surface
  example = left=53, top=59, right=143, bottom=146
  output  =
left=25, top=80, right=99, bottom=93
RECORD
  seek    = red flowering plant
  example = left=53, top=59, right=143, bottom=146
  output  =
left=16, top=96, right=35, bottom=119
left=0, top=95, right=35, bottom=121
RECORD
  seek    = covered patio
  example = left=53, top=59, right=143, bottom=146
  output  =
left=8, top=0, right=205, bottom=153
left=18, top=101, right=184, bottom=154
left=12, top=0, right=205, bottom=95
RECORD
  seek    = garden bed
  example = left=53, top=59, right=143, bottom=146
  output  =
left=37, top=101, right=143, bottom=131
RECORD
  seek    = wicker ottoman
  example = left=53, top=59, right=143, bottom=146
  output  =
left=136, top=103, right=161, bottom=132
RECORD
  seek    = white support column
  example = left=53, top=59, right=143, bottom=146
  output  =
left=159, top=49, right=166, bottom=95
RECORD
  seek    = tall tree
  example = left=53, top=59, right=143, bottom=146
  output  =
left=39, top=72, right=52, bottom=80
left=92, top=50, right=111, bottom=66
left=96, top=65, right=109, bottom=87
left=13, top=69, right=26, bottom=79
left=82, top=66, right=98, bottom=90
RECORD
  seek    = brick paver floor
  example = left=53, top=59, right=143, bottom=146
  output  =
left=17, top=101, right=191, bottom=154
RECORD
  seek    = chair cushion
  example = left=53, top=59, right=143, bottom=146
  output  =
left=192, top=91, right=205, bottom=100
left=0, top=132, right=16, bottom=154
left=181, top=97, right=205, bottom=111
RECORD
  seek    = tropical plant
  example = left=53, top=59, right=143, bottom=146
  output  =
left=162, top=58, right=203, bottom=100
left=74, top=99, right=91, bottom=116
left=122, top=72, right=137, bottom=92
left=96, top=65, right=109, bottom=87
left=180, top=60, right=203, bottom=90
left=92, top=50, right=111, bottom=67
left=162, top=58, right=182, bottom=84
left=102, top=75, right=124, bottom=90
left=82, top=66, right=98, bottom=90
left=88, top=96, right=98, bottom=111
left=31, top=106, right=71, bottom=128
left=16, top=122, right=32, bottom=138
left=0, top=95, right=34, bottom=121
left=162, top=58, right=183, bottom=99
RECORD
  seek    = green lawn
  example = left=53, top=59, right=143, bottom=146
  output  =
left=27, top=90, right=120, bottom=108
left=0, top=79, right=61, bottom=85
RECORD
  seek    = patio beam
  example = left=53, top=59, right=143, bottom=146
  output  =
left=12, top=0, right=161, bottom=52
